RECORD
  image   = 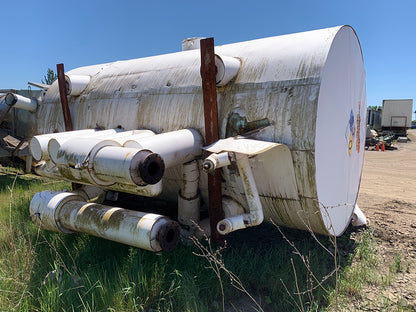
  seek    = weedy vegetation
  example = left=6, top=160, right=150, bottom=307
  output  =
left=0, top=164, right=383, bottom=311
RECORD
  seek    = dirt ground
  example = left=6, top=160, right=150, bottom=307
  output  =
left=352, top=129, right=416, bottom=310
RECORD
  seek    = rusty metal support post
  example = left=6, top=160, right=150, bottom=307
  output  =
left=57, top=63, right=79, bottom=190
left=200, top=38, right=224, bottom=244
left=56, top=63, right=73, bottom=132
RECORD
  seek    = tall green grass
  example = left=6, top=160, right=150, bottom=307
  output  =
left=0, top=166, right=375, bottom=311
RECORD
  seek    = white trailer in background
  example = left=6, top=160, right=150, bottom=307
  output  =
left=381, top=99, right=413, bottom=136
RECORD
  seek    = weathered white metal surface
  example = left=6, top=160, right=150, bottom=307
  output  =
left=33, top=25, right=366, bottom=236
left=30, top=190, right=180, bottom=251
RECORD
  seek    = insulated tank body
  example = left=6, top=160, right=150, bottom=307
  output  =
left=35, top=25, right=366, bottom=236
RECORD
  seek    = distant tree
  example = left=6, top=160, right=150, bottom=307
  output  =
left=41, top=68, right=57, bottom=85
left=368, top=105, right=382, bottom=111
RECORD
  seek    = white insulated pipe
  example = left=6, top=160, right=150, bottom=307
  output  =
left=214, top=55, right=240, bottom=86
left=30, top=129, right=112, bottom=162
left=65, top=75, right=91, bottom=96
left=106, top=130, right=155, bottom=145
left=5, top=93, right=38, bottom=112
left=124, top=129, right=203, bottom=168
left=181, top=41, right=240, bottom=86
left=217, top=154, right=264, bottom=235
left=34, top=161, right=163, bottom=198
left=180, top=160, right=199, bottom=199
left=202, top=152, right=231, bottom=172
left=30, top=191, right=180, bottom=252
left=48, top=129, right=123, bottom=164
left=54, top=137, right=120, bottom=168
left=92, top=146, right=165, bottom=186
left=30, top=191, right=82, bottom=234
left=53, top=137, right=164, bottom=187
left=178, top=160, right=200, bottom=226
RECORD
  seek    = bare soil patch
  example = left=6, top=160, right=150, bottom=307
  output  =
left=353, top=129, right=416, bottom=310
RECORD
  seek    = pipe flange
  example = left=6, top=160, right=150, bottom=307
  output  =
left=156, top=221, right=180, bottom=252
left=5, top=93, right=18, bottom=106
left=130, top=149, right=165, bottom=185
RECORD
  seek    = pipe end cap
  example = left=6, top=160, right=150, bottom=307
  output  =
left=157, top=221, right=180, bottom=252
left=130, top=150, right=165, bottom=185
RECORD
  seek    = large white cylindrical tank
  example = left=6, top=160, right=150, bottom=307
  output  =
left=35, top=25, right=366, bottom=236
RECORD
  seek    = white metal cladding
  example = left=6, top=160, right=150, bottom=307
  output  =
left=35, top=25, right=366, bottom=236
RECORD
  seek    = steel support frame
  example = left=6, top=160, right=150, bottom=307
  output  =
left=200, top=38, right=224, bottom=243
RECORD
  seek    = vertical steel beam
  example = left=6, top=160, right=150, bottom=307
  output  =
left=56, top=63, right=73, bottom=131
left=57, top=63, right=79, bottom=190
left=200, top=38, right=224, bottom=243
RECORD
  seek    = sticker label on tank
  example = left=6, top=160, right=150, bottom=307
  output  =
left=346, top=109, right=355, bottom=156
left=348, top=133, right=353, bottom=156
left=346, top=102, right=362, bottom=156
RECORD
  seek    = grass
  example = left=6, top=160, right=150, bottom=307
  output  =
left=0, top=164, right=382, bottom=311
left=325, top=229, right=379, bottom=310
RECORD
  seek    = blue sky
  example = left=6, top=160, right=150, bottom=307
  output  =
left=1, top=0, right=415, bottom=116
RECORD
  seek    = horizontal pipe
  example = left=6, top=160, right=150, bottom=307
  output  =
left=202, top=152, right=231, bottom=173
left=48, top=129, right=122, bottom=164
left=124, top=129, right=203, bottom=168
left=30, top=191, right=81, bottom=234
left=108, top=130, right=155, bottom=145
left=215, top=55, right=240, bottom=86
left=55, top=137, right=121, bottom=169
left=5, top=93, right=38, bottom=112
left=30, top=129, right=100, bottom=161
left=92, top=146, right=165, bottom=186
left=30, top=191, right=180, bottom=252
left=65, top=75, right=91, bottom=96
left=54, top=137, right=165, bottom=186
left=34, top=161, right=163, bottom=197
